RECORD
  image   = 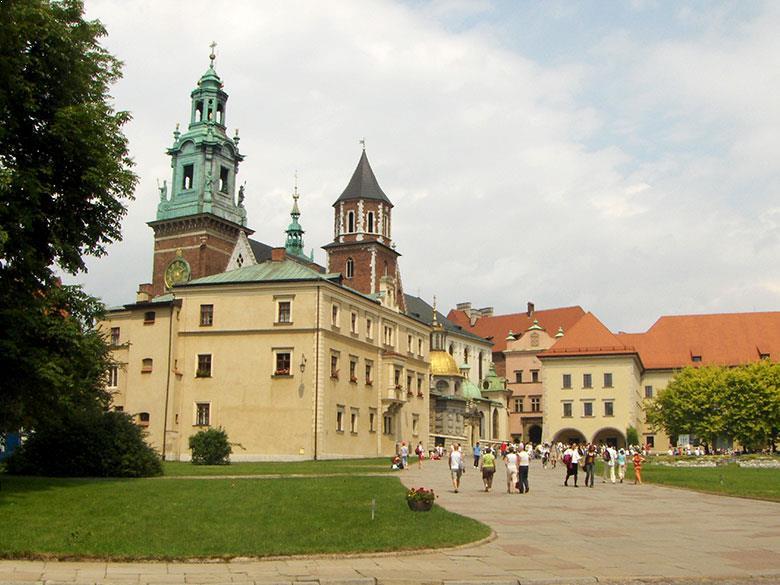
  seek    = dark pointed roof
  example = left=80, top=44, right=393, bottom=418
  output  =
left=335, top=150, right=393, bottom=207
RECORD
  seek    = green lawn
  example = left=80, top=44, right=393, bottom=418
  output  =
left=162, top=457, right=389, bottom=476
left=0, top=475, right=489, bottom=560
left=594, top=461, right=780, bottom=502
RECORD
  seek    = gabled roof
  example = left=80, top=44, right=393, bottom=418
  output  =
left=248, top=239, right=273, bottom=263
left=540, top=312, right=637, bottom=359
left=405, top=295, right=492, bottom=346
left=447, top=305, right=586, bottom=353
left=334, top=150, right=392, bottom=206
left=622, top=311, right=780, bottom=369
left=180, top=259, right=340, bottom=286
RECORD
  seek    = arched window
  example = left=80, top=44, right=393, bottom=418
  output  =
left=448, top=343, right=454, bottom=356
left=464, top=348, right=469, bottom=364
left=138, top=412, right=150, bottom=427
left=479, top=412, right=485, bottom=439
left=492, top=409, right=499, bottom=439
left=367, top=212, right=374, bottom=233
left=478, top=351, right=484, bottom=380
left=195, top=101, right=203, bottom=122
left=216, top=103, right=224, bottom=124
left=346, top=258, right=354, bottom=279
left=347, top=211, right=355, bottom=233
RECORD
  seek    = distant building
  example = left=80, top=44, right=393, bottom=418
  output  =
left=540, top=311, right=780, bottom=450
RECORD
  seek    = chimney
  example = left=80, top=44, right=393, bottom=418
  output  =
left=136, top=283, right=153, bottom=303
left=271, top=247, right=286, bottom=262
left=456, top=302, right=472, bottom=312
left=527, top=301, right=535, bottom=317
left=479, top=307, right=494, bottom=318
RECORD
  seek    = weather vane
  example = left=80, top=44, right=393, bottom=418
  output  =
left=209, top=41, right=217, bottom=65
left=293, top=170, right=299, bottom=200
left=359, top=137, right=366, bottom=150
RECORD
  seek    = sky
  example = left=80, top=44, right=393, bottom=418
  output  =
left=68, top=0, right=780, bottom=333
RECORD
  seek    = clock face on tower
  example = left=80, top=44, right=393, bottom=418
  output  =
left=164, top=257, right=191, bottom=289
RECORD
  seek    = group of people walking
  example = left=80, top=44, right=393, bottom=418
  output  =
left=442, top=440, right=647, bottom=493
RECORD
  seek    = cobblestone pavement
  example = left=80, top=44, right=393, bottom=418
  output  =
left=1, top=459, right=778, bottom=585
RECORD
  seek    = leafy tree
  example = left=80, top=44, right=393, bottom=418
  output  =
left=189, top=428, right=232, bottom=465
left=0, top=0, right=136, bottom=432
left=626, top=425, right=640, bottom=447
left=645, top=364, right=780, bottom=452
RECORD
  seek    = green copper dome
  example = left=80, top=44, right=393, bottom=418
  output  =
left=461, top=378, right=483, bottom=400
left=482, top=363, right=507, bottom=393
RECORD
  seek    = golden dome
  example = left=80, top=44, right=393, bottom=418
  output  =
left=430, top=350, right=462, bottom=377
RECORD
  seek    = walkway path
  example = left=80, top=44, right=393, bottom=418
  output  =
left=1, top=459, right=779, bottom=585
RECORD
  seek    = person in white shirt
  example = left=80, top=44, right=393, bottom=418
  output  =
left=605, top=445, right=617, bottom=484
left=517, top=446, right=530, bottom=493
left=504, top=445, right=519, bottom=493
left=449, top=442, right=464, bottom=493
left=563, top=443, right=581, bottom=487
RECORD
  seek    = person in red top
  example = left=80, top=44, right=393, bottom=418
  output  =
left=632, top=451, right=646, bottom=485
left=500, top=441, right=508, bottom=457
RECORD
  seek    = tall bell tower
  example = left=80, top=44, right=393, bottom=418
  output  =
left=147, top=46, right=250, bottom=296
left=323, top=147, right=405, bottom=312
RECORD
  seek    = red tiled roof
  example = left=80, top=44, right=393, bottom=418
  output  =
left=447, top=306, right=586, bottom=353
left=623, top=312, right=780, bottom=369
left=540, top=310, right=780, bottom=370
left=540, top=312, right=638, bottom=359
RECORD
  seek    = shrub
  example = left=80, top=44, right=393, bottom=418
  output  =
left=189, top=427, right=231, bottom=465
left=626, top=425, right=640, bottom=447
left=5, top=410, right=162, bottom=477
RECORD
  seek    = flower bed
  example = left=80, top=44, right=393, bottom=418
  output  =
left=406, top=487, right=435, bottom=511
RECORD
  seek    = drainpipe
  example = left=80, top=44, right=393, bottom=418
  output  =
left=161, top=296, right=175, bottom=460
left=314, top=285, right=321, bottom=460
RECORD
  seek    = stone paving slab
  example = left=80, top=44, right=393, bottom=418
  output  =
left=1, top=460, right=779, bottom=584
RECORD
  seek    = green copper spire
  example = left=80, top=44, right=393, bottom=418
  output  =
left=156, top=44, right=246, bottom=227
left=285, top=178, right=313, bottom=261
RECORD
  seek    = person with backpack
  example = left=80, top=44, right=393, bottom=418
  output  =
left=415, top=441, right=425, bottom=468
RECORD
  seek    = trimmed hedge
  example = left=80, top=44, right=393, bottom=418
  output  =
left=189, top=427, right=231, bottom=465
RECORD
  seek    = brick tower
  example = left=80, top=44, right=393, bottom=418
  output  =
left=146, top=48, right=250, bottom=297
left=323, top=148, right=405, bottom=312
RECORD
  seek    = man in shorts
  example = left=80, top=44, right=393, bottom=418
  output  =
left=449, top=442, right=464, bottom=493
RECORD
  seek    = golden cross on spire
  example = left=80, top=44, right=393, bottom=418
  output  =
left=209, top=41, right=217, bottom=65
left=432, top=295, right=438, bottom=325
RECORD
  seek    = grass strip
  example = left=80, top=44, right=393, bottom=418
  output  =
left=162, top=458, right=390, bottom=476
left=0, top=475, right=489, bottom=560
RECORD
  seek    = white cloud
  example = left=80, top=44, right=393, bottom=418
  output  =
left=68, top=0, right=779, bottom=332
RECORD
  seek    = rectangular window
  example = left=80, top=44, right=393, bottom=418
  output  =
left=351, top=312, right=358, bottom=334
left=200, top=304, right=214, bottom=326
left=562, top=374, right=572, bottom=389
left=604, top=401, right=614, bottom=417
left=331, top=304, right=340, bottom=327
left=604, top=373, right=613, bottom=388
left=369, top=408, right=377, bottom=432
left=219, top=166, right=229, bottom=193
left=350, top=409, right=358, bottom=434
left=275, top=352, right=291, bottom=376
left=691, top=355, right=702, bottom=363
left=383, top=325, right=394, bottom=346
left=515, top=371, right=523, bottom=383
left=530, top=396, right=541, bottom=412
left=141, top=358, right=153, bottom=373
left=383, top=415, right=393, bottom=435
left=531, top=370, right=539, bottom=383
left=394, top=368, right=402, bottom=388
left=365, top=361, right=373, bottom=385
left=144, top=311, right=156, bottom=324
left=196, top=354, right=212, bottom=378
left=114, top=405, right=124, bottom=412
left=583, top=402, right=593, bottom=417
left=366, top=318, right=373, bottom=338
left=330, top=355, right=339, bottom=379
left=645, top=435, right=655, bottom=448
left=110, top=327, right=120, bottom=346
left=277, top=301, right=291, bottom=323
left=514, top=398, right=523, bottom=413
left=417, top=376, right=423, bottom=394
left=563, top=402, right=572, bottom=417
left=407, top=334, right=413, bottom=352
left=418, top=338, right=423, bottom=355
left=107, top=366, right=118, bottom=388
left=336, top=407, right=345, bottom=432
left=583, top=373, right=592, bottom=388
left=349, top=358, right=358, bottom=383
left=182, top=164, right=194, bottom=190
left=412, top=414, right=419, bottom=436
left=406, top=374, right=412, bottom=392
left=645, top=385, right=654, bottom=398
left=195, top=403, right=210, bottom=426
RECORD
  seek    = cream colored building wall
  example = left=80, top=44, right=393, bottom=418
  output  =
left=104, top=279, right=430, bottom=461
left=541, top=355, right=642, bottom=446
left=637, top=369, right=676, bottom=450
left=100, top=304, right=177, bottom=452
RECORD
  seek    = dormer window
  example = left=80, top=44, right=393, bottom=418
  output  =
left=691, top=355, right=702, bottom=363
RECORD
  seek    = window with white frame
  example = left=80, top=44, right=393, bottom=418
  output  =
left=350, top=312, right=358, bottom=334
left=349, top=357, right=358, bottom=383
left=107, top=366, right=118, bottom=388
left=331, top=303, right=340, bottom=327
left=412, top=414, right=419, bottom=436
left=138, top=412, right=150, bottom=426
left=383, top=324, right=394, bottom=346
left=277, top=300, right=292, bottom=323
left=383, top=414, right=393, bottom=435
left=514, top=398, right=523, bottom=413
left=200, top=304, right=213, bottom=326
left=365, top=360, right=373, bottom=385
left=369, top=408, right=377, bottom=432
left=346, top=258, right=354, bottom=279
left=604, top=400, right=614, bottom=417
left=531, top=396, right=541, bottom=412
left=418, top=338, right=423, bottom=355
left=195, top=402, right=210, bottom=426
left=366, top=318, right=373, bottom=338
left=350, top=408, right=359, bottom=434
left=583, top=401, right=593, bottom=417
left=110, top=327, right=120, bottom=346
left=562, top=402, right=572, bottom=417
left=336, top=406, right=345, bottom=432
left=603, top=372, right=613, bottom=388
left=141, top=358, right=153, bottom=373
left=274, top=350, right=291, bottom=376
left=330, top=353, right=339, bottom=379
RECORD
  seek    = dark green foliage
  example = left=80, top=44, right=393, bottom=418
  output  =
left=5, top=410, right=162, bottom=477
left=626, top=425, right=640, bottom=447
left=189, top=428, right=232, bottom=465
left=0, top=0, right=137, bottom=433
